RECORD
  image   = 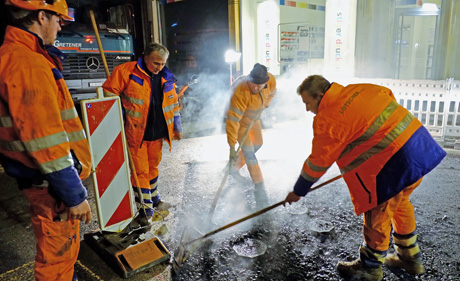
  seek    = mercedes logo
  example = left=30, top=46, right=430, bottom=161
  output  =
left=86, top=57, right=100, bottom=71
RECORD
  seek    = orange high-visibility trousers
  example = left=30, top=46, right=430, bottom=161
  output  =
left=234, top=119, right=264, bottom=184
left=363, top=177, right=423, bottom=251
left=130, top=139, right=163, bottom=215
left=23, top=185, right=80, bottom=281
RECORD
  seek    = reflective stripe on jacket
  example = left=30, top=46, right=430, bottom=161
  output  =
left=300, top=83, right=445, bottom=215
left=226, top=73, right=276, bottom=146
left=102, top=58, right=181, bottom=149
left=0, top=26, right=92, bottom=207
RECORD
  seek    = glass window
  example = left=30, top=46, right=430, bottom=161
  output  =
left=449, top=101, right=455, bottom=112
left=447, top=115, right=453, bottom=126
left=437, top=115, right=443, bottom=126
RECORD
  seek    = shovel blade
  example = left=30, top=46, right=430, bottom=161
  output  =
left=172, top=243, right=186, bottom=273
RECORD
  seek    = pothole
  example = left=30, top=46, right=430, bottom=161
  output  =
left=232, top=238, right=267, bottom=258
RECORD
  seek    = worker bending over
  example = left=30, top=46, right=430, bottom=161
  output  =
left=226, top=63, right=276, bottom=203
left=284, top=75, right=446, bottom=281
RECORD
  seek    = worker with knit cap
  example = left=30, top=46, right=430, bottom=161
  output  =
left=226, top=63, right=277, bottom=207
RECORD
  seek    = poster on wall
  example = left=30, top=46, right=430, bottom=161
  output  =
left=279, top=22, right=325, bottom=73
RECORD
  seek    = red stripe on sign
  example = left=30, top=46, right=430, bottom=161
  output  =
left=105, top=191, right=132, bottom=227
left=85, top=99, right=116, bottom=135
left=95, top=133, right=125, bottom=197
left=287, top=1, right=296, bottom=7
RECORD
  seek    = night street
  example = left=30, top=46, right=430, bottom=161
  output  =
left=1, top=118, right=459, bottom=281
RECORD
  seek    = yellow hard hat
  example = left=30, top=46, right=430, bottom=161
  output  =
left=5, top=0, right=74, bottom=21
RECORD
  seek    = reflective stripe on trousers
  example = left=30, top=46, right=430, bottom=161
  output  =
left=363, top=177, right=422, bottom=251
left=130, top=139, right=163, bottom=215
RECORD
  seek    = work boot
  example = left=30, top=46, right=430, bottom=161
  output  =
left=154, top=200, right=173, bottom=211
left=152, top=210, right=170, bottom=222
left=230, top=168, right=246, bottom=182
left=223, top=162, right=246, bottom=182
left=337, top=259, right=383, bottom=281
left=385, top=231, right=425, bottom=275
left=385, top=253, right=424, bottom=275
left=254, top=182, right=269, bottom=209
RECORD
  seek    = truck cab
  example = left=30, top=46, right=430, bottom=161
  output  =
left=56, top=0, right=135, bottom=103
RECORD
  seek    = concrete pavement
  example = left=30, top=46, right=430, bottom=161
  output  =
left=0, top=118, right=311, bottom=280
left=1, top=118, right=459, bottom=280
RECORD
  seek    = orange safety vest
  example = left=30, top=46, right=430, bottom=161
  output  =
left=102, top=59, right=180, bottom=149
left=0, top=26, right=91, bottom=181
left=226, top=73, right=276, bottom=146
left=301, top=83, right=445, bottom=215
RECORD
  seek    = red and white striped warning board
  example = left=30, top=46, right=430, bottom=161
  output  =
left=81, top=95, right=134, bottom=232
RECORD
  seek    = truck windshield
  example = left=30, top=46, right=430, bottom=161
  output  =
left=62, top=1, right=131, bottom=35
left=54, top=0, right=135, bottom=102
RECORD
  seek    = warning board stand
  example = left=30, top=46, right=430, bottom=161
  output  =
left=81, top=88, right=170, bottom=278
left=84, top=230, right=170, bottom=279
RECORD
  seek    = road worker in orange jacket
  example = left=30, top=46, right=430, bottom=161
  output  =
left=226, top=63, right=276, bottom=205
left=284, top=75, right=446, bottom=281
left=103, top=43, right=182, bottom=223
left=0, top=1, right=92, bottom=280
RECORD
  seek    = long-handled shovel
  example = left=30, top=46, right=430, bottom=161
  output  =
left=173, top=174, right=343, bottom=272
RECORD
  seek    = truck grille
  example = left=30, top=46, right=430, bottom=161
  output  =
left=61, top=54, right=132, bottom=79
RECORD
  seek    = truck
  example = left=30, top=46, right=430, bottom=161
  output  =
left=55, top=0, right=147, bottom=103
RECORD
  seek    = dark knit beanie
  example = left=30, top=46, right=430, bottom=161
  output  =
left=249, top=63, right=269, bottom=84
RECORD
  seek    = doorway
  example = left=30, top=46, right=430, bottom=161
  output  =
left=393, top=7, right=440, bottom=79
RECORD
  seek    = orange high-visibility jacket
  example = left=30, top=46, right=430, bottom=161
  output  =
left=226, top=73, right=276, bottom=146
left=0, top=26, right=92, bottom=207
left=102, top=59, right=181, bottom=149
left=295, top=83, right=446, bottom=215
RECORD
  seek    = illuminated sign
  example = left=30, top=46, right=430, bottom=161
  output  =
left=324, top=0, right=356, bottom=77
left=257, top=0, right=280, bottom=75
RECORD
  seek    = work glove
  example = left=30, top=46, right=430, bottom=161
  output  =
left=229, top=145, right=237, bottom=162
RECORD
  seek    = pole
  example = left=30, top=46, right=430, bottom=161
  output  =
left=229, top=63, right=233, bottom=85
left=89, top=10, right=110, bottom=78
